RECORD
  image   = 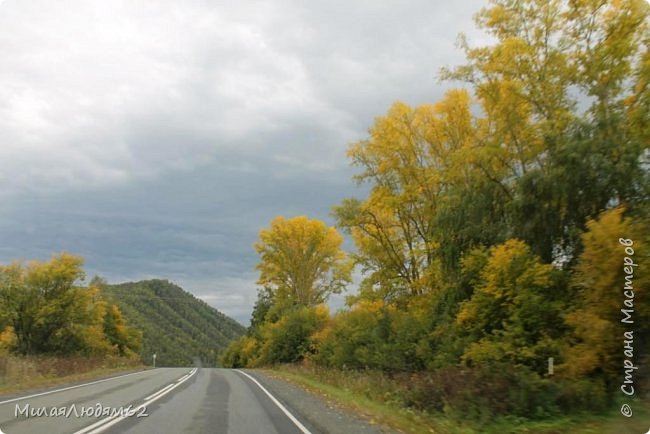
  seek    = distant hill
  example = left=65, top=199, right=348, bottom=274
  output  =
left=101, top=279, right=246, bottom=367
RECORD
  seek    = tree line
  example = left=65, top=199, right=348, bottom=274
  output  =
left=0, top=258, right=246, bottom=367
left=221, top=0, right=650, bottom=420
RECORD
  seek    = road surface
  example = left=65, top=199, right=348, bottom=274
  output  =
left=0, top=368, right=327, bottom=434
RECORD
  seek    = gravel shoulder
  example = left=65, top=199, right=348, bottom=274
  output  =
left=244, top=369, right=400, bottom=434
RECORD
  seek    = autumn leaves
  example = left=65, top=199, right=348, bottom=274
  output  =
left=0, top=254, right=140, bottom=357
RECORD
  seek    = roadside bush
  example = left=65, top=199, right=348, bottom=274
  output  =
left=219, top=336, right=260, bottom=368
left=220, top=305, right=329, bottom=368
left=415, top=364, right=560, bottom=422
left=311, top=301, right=383, bottom=369
left=257, top=305, right=329, bottom=365
left=555, top=377, right=609, bottom=413
left=311, top=300, right=428, bottom=371
left=396, top=371, right=443, bottom=412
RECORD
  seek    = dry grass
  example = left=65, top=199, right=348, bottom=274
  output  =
left=0, top=353, right=144, bottom=395
left=271, top=364, right=650, bottom=434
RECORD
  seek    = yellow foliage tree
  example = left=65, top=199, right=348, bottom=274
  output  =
left=456, top=240, right=563, bottom=374
left=255, top=216, right=351, bottom=310
left=335, top=90, right=481, bottom=301
left=0, top=253, right=138, bottom=356
left=562, top=207, right=649, bottom=387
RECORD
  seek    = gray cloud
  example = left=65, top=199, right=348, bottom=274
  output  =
left=0, top=0, right=488, bottom=324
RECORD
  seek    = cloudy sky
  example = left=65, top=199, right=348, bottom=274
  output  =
left=0, top=0, right=488, bottom=324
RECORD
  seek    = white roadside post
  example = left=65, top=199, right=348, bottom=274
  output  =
left=153, top=353, right=157, bottom=368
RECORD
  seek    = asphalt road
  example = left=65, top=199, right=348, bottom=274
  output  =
left=0, top=368, right=319, bottom=434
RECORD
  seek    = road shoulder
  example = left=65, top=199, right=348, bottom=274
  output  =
left=0, top=367, right=149, bottom=403
left=244, top=369, right=399, bottom=434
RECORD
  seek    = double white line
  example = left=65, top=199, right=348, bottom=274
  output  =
left=74, top=368, right=198, bottom=434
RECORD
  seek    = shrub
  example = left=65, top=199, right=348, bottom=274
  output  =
left=555, top=377, right=609, bottom=413
left=257, top=305, right=329, bottom=364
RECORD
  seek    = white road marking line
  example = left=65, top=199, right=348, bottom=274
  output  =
left=144, top=383, right=175, bottom=401
left=72, top=411, right=121, bottom=434
left=234, top=369, right=312, bottom=434
left=176, top=373, right=190, bottom=383
left=0, top=370, right=152, bottom=405
left=74, top=368, right=197, bottom=434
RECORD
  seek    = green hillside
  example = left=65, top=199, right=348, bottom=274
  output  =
left=101, top=279, right=245, bottom=367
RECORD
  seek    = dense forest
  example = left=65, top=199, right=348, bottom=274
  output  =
left=222, top=0, right=650, bottom=422
left=100, top=279, right=245, bottom=367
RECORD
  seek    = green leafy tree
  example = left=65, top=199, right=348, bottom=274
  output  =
left=456, top=240, right=566, bottom=374
left=249, top=287, right=273, bottom=332
left=442, top=0, right=650, bottom=263
left=257, top=305, right=329, bottom=364
left=104, top=304, right=130, bottom=356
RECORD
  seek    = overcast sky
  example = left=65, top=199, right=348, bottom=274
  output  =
left=0, top=0, right=489, bottom=324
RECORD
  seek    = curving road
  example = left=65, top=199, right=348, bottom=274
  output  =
left=0, top=368, right=318, bottom=434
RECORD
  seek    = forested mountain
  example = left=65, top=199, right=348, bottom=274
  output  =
left=101, top=279, right=245, bottom=367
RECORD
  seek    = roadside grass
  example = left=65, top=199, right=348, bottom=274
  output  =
left=263, top=367, right=457, bottom=434
left=0, top=353, right=144, bottom=396
left=268, top=364, right=650, bottom=434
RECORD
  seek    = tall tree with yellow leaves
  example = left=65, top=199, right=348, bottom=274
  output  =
left=334, top=90, right=500, bottom=301
left=255, top=216, right=351, bottom=314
